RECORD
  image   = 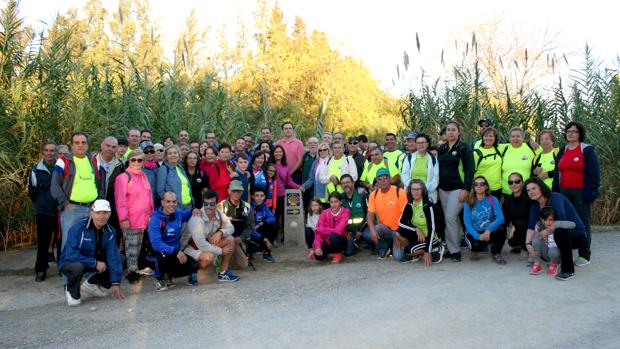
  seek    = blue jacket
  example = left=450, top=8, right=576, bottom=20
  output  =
left=463, top=195, right=504, bottom=240
left=143, top=165, right=158, bottom=206
left=147, top=207, right=193, bottom=256
left=251, top=201, right=276, bottom=239
left=552, top=143, right=600, bottom=204
left=528, top=192, right=586, bottom=236
left=301, top=159, right=327, bottom=200
left=59, top=217, right=123, bottom=284
left=157, top=162, right=193, bottom=207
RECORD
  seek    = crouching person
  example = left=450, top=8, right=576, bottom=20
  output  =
left=184, top=190, right=239, bottom=283
left=148, top=191, right=200, bottom=291
left=248, top=187, right=277, bottom=262
left=396, top=180, right=445, bottom=266
left=309, top=192, right=350, bottom=264
left=59, top=200, right=125, bottom=306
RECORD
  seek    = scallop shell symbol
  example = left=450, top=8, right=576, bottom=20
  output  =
left=287, top=194, right=300, bottom=207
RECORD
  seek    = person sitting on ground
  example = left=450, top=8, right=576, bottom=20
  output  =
left=365, top=168, right=408, bottom=260
left=247, top=187, right=277, bottom=262
left=307, top=192, right=350, bottom=264
left=305, top=198, right=322, bottom=257
left=59, top=200, right=125, bottom=306
left=183, top=190, right=238, bottom=284
left=221, top=180, right=255, bottom=268
left=529, top=206, right=573, bottom=276
left=463, top=176, right=506, bottom=264
left=340, top=174, right=368, bottom=256
left=147, top=192, right=200, bottom=291
left=396, top=180, right=445, bottom=266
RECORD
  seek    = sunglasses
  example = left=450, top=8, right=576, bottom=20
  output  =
left=319, top=149, right=329, bottom=152
left=473, top=181, right=487, bottom=187
left=130, top=158, right=144, bottom=163
left=143, top=150, right=155, bottom=154
left=203, top=201, right=217, bottom=207
left=155, top=149, right=164, bottom=153
left=508, top=179, right=522, bottom=185
left=348, top=142, right=358, bottom=145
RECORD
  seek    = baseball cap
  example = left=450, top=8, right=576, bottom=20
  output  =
left=405, top=132, right=418, bottom=140
left=229, top=180, right=244, bottom=191
left=376, top=167, right=390, bottom=178
left=91, top=199, right=112, bottom=212
left=140, top=140, right=154, bottom=151
left=478, top=118, right=493, bottom=127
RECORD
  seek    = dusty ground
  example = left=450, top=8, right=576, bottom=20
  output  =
left=1, top=230, right=619, bottom=348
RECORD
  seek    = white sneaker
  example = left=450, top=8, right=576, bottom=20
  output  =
left=81, top=280, right=109, bottom=298
left=65, top=290, right=81, bottom=306
left=138, top=267, right=153, bottom=275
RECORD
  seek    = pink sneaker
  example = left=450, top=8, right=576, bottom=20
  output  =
left=529, top=262, right=543, bottom=275
left=547, top=263, right=558, bottom=276
left=308, top=251, right=316, bottom=261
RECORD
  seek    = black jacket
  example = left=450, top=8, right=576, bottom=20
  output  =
left=438, top=140, right=475, bottom=191
left=28, top=160, right=58, bottom=216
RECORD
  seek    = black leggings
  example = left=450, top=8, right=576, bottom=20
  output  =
left=61, top=262, right=111, bottom=299
left=307, top=232, right=347, bottom=260
left=35, top=214, right=58, bottom=273
left=466, top=229, right=506, bottom=255
left=507, top=220, right=528, bottom=249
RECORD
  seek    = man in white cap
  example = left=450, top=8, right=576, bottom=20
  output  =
left=59, top=199, right=125, bottom=306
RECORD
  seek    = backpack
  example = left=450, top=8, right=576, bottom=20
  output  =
left=474, top=145, right=502, bottom=168
left=501, top=142, right=536, bottom=158
left=532, top=148, right=559, bottom=169
left=367, top=158, right=389, bottom=172
left=403, top=152, right=437, bottom=169
left=373, top=185, right=403, bottom=200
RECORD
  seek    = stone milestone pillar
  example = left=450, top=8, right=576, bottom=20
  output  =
left=284, top=189, right=305, bottom=247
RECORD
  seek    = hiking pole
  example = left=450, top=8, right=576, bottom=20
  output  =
left=238, top=244, right=256, bottom=271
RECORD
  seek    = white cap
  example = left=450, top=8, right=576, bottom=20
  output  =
left=91, top=199, right=112, bottom=212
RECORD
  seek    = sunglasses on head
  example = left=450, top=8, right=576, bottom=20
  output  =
left=130, top=158, right=144, bottom=163
left=508, top=179, right=522, bottom=185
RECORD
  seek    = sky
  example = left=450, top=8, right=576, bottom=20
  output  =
left=15, top=0, right=620, bottom=95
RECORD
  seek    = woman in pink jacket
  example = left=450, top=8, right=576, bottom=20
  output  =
left=114, top=149, right=154, bottom=283
left=309, top=192, right=350, bottom=264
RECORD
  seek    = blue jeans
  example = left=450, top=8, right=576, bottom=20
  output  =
left=60, top=204, right=90, bottom=251
left=363, top=224, right=404, bottom=261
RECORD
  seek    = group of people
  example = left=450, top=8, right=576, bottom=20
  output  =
left=27, top=119, right=600, bottom=306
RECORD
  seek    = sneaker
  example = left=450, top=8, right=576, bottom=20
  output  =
left=460, top=239, right=468, bottom=249
left=400, top=255, right=414, bottom=263
left=263, top=252, right=275, bottom=263
left=308, top=251, right=316, bottom=261
left=431, top=252, right=442, bottom=264
left=492, top=254, right=507, bottom=265
left=218, top=269, right=240, bottom=282
left=377, top=248, right=392, bottom=260
left=547, top=263, right=558, bottom=276
left=166, top=278, right=176, bottom=288
left=65, top=289, right=81, bottom=306
left=138, top=267, right=153, bottom=276
left=48, top=252, right=56, bottom=264
left=187, top=273, right=198, bottom=286
left=469, top=252, right=479, bottom=261
left=155, top=279, right=168, bottom=292
left=126, top=271, right=140, bottom=284
left=35, top=271, right=46, bottom=282
left=574, top=257, right=590, bottom=267
left=450, top=252, right=462, bottom=262
left=331, top=253, right=343, bottom=264
left=529, top=262, right=543, bottom=275
left=81, top=280, right=109, bottom=297
left=555, top=271, right=575, bottom=281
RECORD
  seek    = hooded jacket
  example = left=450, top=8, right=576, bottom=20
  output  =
left=553, top=143, right=600, bottom=204
left=147, top=206, right=194, bottom=256
left=51, top=152, right=104, bottom=209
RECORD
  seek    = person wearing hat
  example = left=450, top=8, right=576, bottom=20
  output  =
left=346, top=136, right=366, bottom=184
left=59, top=199, right=125, bottom=306
left=221, top=180, right=255, bottom=246
left=364, top=167, right=408, bottom=260
left=140, top=140, right=159, bottom=205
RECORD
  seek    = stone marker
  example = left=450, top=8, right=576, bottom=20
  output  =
left=284, top=189, right=305, bottom=247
